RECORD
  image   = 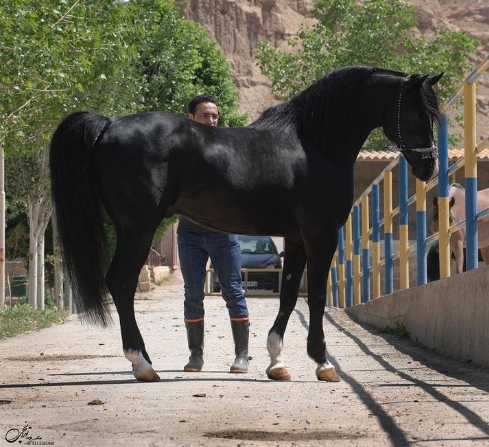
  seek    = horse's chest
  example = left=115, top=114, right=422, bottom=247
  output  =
left=303, top=165, right=354, bottom=223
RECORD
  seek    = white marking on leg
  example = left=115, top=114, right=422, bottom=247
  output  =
left=315, top=357, right=341, bottom=381
left=316, top=358, right=335, bottom=374
left=266, top=331, right=285, bottom=373
left=125, top=349, right=153, bottom=378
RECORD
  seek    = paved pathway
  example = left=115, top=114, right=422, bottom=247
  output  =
left=1, top=272, right=489, bottom=446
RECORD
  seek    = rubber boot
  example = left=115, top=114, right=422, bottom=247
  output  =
left=230, top=319, right=250, bottom=373
left=184, top=319, right=204, bottom=372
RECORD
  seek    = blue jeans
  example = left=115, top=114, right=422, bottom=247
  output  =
left=177, top=232, right=249, bottom=320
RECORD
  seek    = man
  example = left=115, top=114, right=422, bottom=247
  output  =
left=178, top=94, right=250, bottom=373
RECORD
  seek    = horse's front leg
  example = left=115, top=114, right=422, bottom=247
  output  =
left=266, top=238, right=306, bottom=381
left=106, top=229, right=160, bottom=382
left=452, top=235, right=465, bottom=274
left=304, top=231, right=341, bottom=382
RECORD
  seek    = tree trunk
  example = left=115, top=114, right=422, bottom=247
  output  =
left=37, top=235, right=45, bottom=310
left=52, top=212, right=64, bottom=310
left=28, top=224, right=38, bottom=309
left=28, top=197, right=52, bottom=309
left=64, top=264, right=73, bottom=313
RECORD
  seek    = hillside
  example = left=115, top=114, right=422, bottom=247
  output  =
left=180, top=0, right=489, bottom=141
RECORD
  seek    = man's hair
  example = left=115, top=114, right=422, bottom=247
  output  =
left=188, top=94, right=218, bottom=114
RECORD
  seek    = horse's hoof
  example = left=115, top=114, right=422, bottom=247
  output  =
left=316, top=367, right=341, bottom=382
left=266, top=367, right=291, bottom=381
left=135, top=367, right=160, bottom=382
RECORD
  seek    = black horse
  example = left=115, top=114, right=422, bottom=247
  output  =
left=50, top=66, right=442, bottom=382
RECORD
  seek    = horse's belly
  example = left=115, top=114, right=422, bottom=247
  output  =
left=170, top=199, right=298, bottom=238
left=478, top=217, right=489, bottom=248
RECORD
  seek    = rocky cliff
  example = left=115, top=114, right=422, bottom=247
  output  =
left=179, top=0, right=489, bottom=137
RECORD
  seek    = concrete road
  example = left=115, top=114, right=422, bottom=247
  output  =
left=1, top=272, right=489, bottom=446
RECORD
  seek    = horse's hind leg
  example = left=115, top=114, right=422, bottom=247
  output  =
left=452, top=237, right=464, bottom=274
left=106, top=226, right=160, bottom=382
left=266, top=238, right=306, bottom=381
left=479, top=246, right=489, bottom=265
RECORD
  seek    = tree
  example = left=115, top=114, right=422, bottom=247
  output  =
left=0, top=0, right=143, bottom=308
left=256, top=0, right=480, bottom=148
left=0, top=0, right=246, bottom=309
left=130, top=0, right=247, bottom=126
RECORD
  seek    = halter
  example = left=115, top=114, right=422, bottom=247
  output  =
left=387, top=78, right=437, bottom=159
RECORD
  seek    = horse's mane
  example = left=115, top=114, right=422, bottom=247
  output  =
left=250, top=66, right=376, bottom=149
left=249, top=65, right=441, bottom=150
left=420, top=77, right=442, bottom=125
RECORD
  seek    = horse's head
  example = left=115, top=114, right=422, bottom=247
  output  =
left=431, top=195, right=455, bottom=234
left=384, top=72, right=443, bottom=182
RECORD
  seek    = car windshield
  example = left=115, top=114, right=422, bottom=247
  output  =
left=238, top=236, right=275, bottom=255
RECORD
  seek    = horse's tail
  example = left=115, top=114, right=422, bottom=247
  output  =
left=49, top=112, right=112, bottom=326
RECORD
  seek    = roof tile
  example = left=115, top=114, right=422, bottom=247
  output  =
left=357, top=148, right=489, bottom=161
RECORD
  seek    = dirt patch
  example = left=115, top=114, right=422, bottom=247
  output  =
left=204, top=429, right=369, bottom=441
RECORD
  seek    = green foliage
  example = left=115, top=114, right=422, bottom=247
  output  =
left=0, top=304, right=69, bottom=340
left=1, top=0, right=142, bottom=218
left=128, top=0, right=247, bottom=127
left=256, top=0, right=480, bottom=148
left=5, top=215, right=29, bottom=260
left=1, top=0, right=247, bottom=267
left=384, top=322, right=410, bottom=339
left=258, top=0, right=479, bottom=100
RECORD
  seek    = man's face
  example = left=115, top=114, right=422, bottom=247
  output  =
left=188, top=101, right=219, bottom=127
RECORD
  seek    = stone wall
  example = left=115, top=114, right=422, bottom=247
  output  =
left=178, top=0, right=313, bottom=120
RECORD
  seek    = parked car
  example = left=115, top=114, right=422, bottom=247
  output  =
left=212, top=235, right=283, bottom=293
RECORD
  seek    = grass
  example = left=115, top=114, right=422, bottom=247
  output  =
left=383, top=321, right=411, bottom=340
left=0, top=302, right=70, bottom=340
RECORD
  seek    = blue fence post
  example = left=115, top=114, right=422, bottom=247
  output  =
left=437, top=113, right=451, bottom=278
left=384, top=170, right=393, bottom=294
left=337, top=227, right=345, bottom=307
left=345, top=221, right=353, bottom=307
left=438, top=114, right=450, bottom=197
left=399, top=157, right=409, bottom=289
left=331, top=265, right=338, bottom=307
left=416, top=181, right=427, bottom=286
left=361, top=196, right=371, bottom=302
left=464, top=82, right=479, bottom=270
left=372, top=184, right=381, bottom=297
left=353, top=205, right=361, bottom=304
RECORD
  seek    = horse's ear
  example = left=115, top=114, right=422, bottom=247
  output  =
left=429, top=73, right=444, bottom=85
left=408, top=74, right=429, bottom=85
